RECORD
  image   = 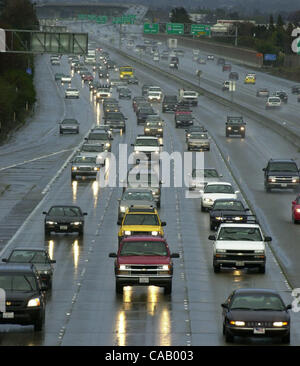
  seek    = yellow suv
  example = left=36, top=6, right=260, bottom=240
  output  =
left=117, top=205, right=166, bottom=243
left=244, top=74, right=256, bottom=84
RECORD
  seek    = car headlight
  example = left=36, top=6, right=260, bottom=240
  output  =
left=124, top=230, right=131, bottom=236
left=93, top=167, right=100, bottom=171
left=119, top=264, right=127, bottom=270
left=234, top=217, right=243, bottom=221
left=151, top=231, right=159, bottom=236
left=46, top=221, right=57, bottom=225
left=296, top=208, right=300, bottom=213
left=72, top=221, right=82, bottom=226
left=230, top=321, right=245, bottom=327
left=216, top=249, right=226, bottom=253
left=158, top=129, right=163, bottom=132
left=203, top=198, right=213, bottom=202
left=158, top=265, right=170, bottom=270
left=27, top=298, right=41, bottom=307
left=145, top=128, right=150, bottom=131
left=268, top=176, right=276, bottom=182
left=292, top=178, right=299, bottom=183
left=227, top=127, right=232, bottom=130
left=273, top=322, right=288, bottom=327
left=105, top=143, right=110, bottom=147
left=120, top=206, right=126, bottom=213
left=215, top=217, right=224, bottom=221
left=72, top=167, right=77, bottom=171
left=254, top=250, right=264, bottom=254
left=240, top=127, right=245, bottom=130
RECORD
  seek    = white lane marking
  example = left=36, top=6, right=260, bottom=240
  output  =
left=0, top=149, right=73, bottom=172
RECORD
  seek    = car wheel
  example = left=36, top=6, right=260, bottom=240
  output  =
left=33, top=313, right=44, bottom=332
left=116, top=281, right=123, bottom=294
left=164, top=282, right=172, bottom=295
left=225, top=329, right=234, bottom=343
left=281, top=333, right=290, bottom=344
left=213, top=264, right=221, bottom=273
left=258, top=265, right=266, bottom=274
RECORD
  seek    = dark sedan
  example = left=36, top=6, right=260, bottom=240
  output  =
left=43, top=205, right=87, bottom=237
left=209, top=199, right=250, bottom=230
left=2, top=248, right=56, bottom=290
left=136, top=107, right=155, bottom=125
left=222, top=288, right=291, bottom=344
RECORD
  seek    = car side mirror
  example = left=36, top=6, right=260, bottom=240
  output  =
left=161, top=222, right=166, bottom=227
left=50, top=260, right=56, bottom=264
left=235, top=190, right=240, bottom=194
left=117, top=220, right=122, bottom=225
left=2, top=258, right=7, bottom=262
left=292, top=201, right=296, bottom=205
left=245, top=208, right=250, bottom=211
left=262, top=168, right=266, bottom=171
left=171, top=253, right=180, bottom=258
left=208, top=235, right=216, bottom=241
left=264, top=236, right=272, bottom=242
left=286, top=304, right=292, bottom=310
left=83, top=212, right=88, bottom=216
left=109, top=253, right=117, bottom=258
left=221, top=303, right=228, bottom=309
left=42, top=211, right=47, bottom=215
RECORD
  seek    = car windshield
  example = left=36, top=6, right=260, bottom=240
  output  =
left=120, top=241, right=167, bottom=256
left=269, top=98, right=280, bottom=102
left=73, top=156, right=96, bottom=164
left=123, top=191, right=153, bottom=201
left=213, top=201, right=244, bottom=211
left=62, top=120, right=77, bottom=124
left=106, top=113, right=124, bottom=120
left=88, top=133, right=108, bottom=140
left=120, top=67, right=132, bottom=72
left=192, top=169, right=219, bottom=178
left=190, top=133, right=208, bottom=139
left=217, top=227, right=263, bottom=241
left=268, top=162, right=298, bottom=172
left=48, top=207, right=81, bottom=217
left=135, top=139, right=159, bottom=146
left=81, top=145, right=104, bottom=153
left=230, top=294, right=285, bottom=311
left=140, top=108, right=154, bottom=114
left=9, top=250, right=49, bottom=264
left=128, top=173, right=159, bottom=187
left=123, top=214, right=159, bottom=226
left=204, top=184, right=234, bottom=194
left=0, top=275, right=37, bottom=291
left=178, top=114, right=192, bottom=120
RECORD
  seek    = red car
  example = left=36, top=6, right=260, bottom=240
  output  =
left=292, top=195, right=300, bottom=223
left=109, top=236, right=179, bottom=294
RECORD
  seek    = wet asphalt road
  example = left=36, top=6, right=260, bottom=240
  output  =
left=0, top=24, right=299, bottom=346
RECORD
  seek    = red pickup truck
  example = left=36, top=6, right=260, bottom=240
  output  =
left=109, top=236, right=180, bottom=294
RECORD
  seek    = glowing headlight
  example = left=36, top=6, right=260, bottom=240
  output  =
left=230, top=321, right=245, bottom=327
left=72, top=221, right=82, bottom=226
left=234, top=217, right=243, bottom=221
left=145, top=128, right=150, bottom=131
left=227, top=127, right=232, bottom=130
left=254, top=250, right=264, bottom=254
left=119, top=265, right=127, bottom=270
left=120, top=206, right=126, bottom=213
left=216, top=249, right=226, bottom=253
left=124, top=230, right=131, bottom=236
left=93, top=167, right=100, bottom=171
left=273, top=321, right=288, bottom=327
left=159, top=265, right=169, bottom=270
left=151, top=231, right=159, bottom=236
left=46, top=221, right=57, bottom=225
left=296, top=208, right=300, bottom=213
left=216, top=217, right=224, bottom=221
left=240, top=127, right=245, bottom=130
left=72, top=167, right=77, bottom=171
left=158, top=129, right=163, bottom=132
left=292, top=178, right=299, bottom=183
left=204, top=198, right=213, bottom=202
left=27, top=298, right=41, bottom=307
left=105, top=143, right=110, bottom=147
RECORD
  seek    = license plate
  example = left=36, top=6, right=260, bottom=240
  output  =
left=60, top=225, right=68, bottom=230
left=281, top=183, right=287, bottom=187
left=3, top=312, right=14, bottom=319
left=254, top=327, right=265, bottom=334
left=139, top=277, right=149, bottom=283
left=236, top=261, right=244, bottom=266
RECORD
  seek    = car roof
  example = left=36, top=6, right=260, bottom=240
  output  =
left=233, top=288, right=280, bottom=296
left=0, top=263, right=36, bottom=274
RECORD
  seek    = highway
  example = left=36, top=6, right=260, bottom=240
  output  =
left=0, top=20, right=299, bottom=346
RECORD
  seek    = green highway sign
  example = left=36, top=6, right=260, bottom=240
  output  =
left=191, top=24, right=211, bottom=36
left=77, top=14, right=107, bottom=24
left=166, top=23, right=184, bottom=35
left=143, top=23, right=159, bottom=34
left=112, top=15, right=136, bottom=24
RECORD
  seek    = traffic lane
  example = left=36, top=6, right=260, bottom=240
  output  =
left=191, top=96, right=300, bottom=287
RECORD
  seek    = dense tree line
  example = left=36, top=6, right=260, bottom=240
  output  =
left=0, top=0, right=39, bottom=138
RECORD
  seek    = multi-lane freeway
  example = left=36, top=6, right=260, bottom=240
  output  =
left=0, top=19, right=299, bottom=347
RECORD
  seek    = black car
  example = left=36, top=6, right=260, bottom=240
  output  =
left=229, top=71, right=239, bottom=80
left=222, top=288, right=291, bottom=344
left=217, top=58, right=225, bottom=65
left=118, top=88, right=131, bottom=99
left=43, top=205, right=87, bottom=237
left=0, top=263, right=46, bottom=331
left=104, top=112, right=127, bottom=132
left=162, top=95, right=178, bottom=113
left=142, top=84, right=152, bottom=97
left=59, top=119, right=80, bottom=134
left=132, top=96, right=146, bottom=111
left=225, top=116, right=246, bottom=138
left=136, top=107, right=155, bottom=125
left=185, top=125, right=207, bottom=141
left=175, top=113, right=194, bottom=128
left=2, top=248, right=56, bottom=290
left=209, top=199, right=250, bottom=230
left=127, top=75, right=139, bottom=85
left=263, top=158, right=300, bottom=192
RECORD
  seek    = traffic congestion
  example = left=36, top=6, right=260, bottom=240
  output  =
left=0, top=16, right=299, bottom=348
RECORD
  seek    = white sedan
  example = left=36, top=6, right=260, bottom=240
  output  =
left=200, top=182, right=239, bottom=212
